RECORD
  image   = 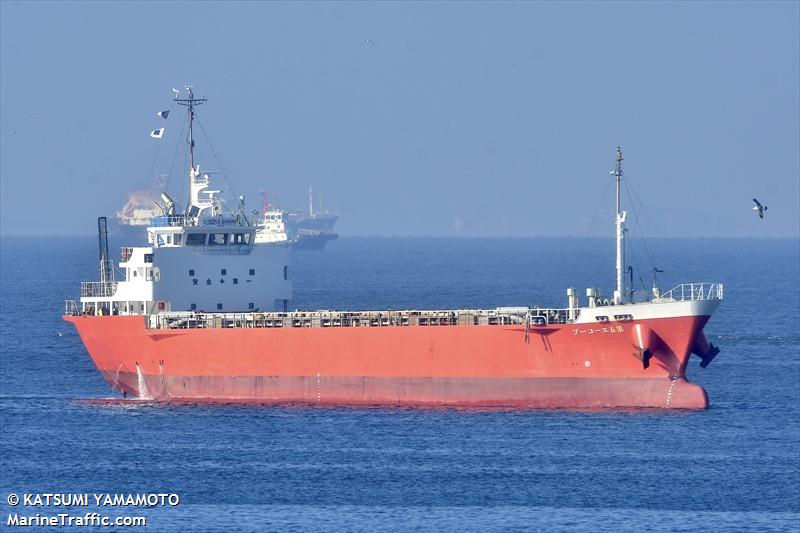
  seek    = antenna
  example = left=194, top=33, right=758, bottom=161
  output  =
left=612, top=147, right=627, bottom=305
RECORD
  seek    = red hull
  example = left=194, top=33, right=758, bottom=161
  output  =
left=65, top=313, right=713, bottom=409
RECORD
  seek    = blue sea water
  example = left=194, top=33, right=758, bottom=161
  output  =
left=0, top=236, right=798, bottom=532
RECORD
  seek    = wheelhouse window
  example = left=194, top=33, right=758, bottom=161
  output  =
left=187, top=233, right=206, bottom=246
left=208, top=233, right=228, bottom=246
left=217, top=303, right=223, bottom=310
left=230, top=233, right=248, bottom=245
left=144, top=254, right=153, bottom=263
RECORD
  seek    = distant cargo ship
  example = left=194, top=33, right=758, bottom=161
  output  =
left=113, top=185, right=338, bottom=250
left=64, top=88, right=723, bottom=409
left=108, top=190, right=163, bottom=245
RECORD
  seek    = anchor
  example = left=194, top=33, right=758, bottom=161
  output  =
left=640, top=348, right=653, bottom=369
left=692, top=331, right=721, bottom=368
left=699, top=343, right=720, bottom=368
left=632, top=346, right=654, bottom=369
left=631, top=323, right=658, bottom=370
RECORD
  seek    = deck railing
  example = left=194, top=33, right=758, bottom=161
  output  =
left=64, top=300, right=79, bottom=316
left=81, top=281, right=118, bottom=298
left=659, top=282, right=724, bottom=302
left=151, top=215, right=186, bottom=227
left=147, top=307, right=578, bottom=331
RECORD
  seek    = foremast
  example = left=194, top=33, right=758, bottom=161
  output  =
left=612, top=147, right=627, bottom=305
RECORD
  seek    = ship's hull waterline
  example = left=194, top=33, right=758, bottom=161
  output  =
left=64, top=312, right=714, bottom=409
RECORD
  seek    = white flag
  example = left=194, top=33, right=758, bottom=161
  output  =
left=150, top=128, right=165, bottom=139
left=157, top=110, right=170, bottom=119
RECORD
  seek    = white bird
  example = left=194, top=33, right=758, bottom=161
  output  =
left=752, top=198, right=767, bottom=219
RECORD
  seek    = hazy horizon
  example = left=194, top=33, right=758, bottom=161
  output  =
left=2, top=1, right=798, bottom=238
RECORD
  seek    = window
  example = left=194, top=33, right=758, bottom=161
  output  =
left=190, top=303, right=197, bottom=311
left=221, top=269, right=227, bottom=276
left=189, top=269, right=195, bottom=276
left=217, top=303, right=223, bottom=310
left=174, top=234, right=182, bottom=246
left=144, top=254, right=153, bottom=263
left=232, top=278, right=238, bottom=285
left=187, top=233, right=206, bottom=246
left=157, top=302, right=165, bottom=311
left=192, top=279, right=198, bottom=285
left=249, top=269, right=255, bottom=276
left=283, top=266, right=288, bottom=280
left=208, top=233, right=228, bottom=246
left=248, top=303, right=255, bottom=310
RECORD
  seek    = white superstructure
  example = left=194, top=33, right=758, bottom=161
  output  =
left=75, top=87, right=292, bottom=317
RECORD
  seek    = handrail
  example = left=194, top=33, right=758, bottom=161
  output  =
left=81, top=281, right=118, bottom=298
left=64, top=300, right=79, bottom=316
left=151, top=215, right=186, bottom=228
left=146, top=306, right=579, bottom=330
left=120, top=247, right=134, bottom=262
left=659, top=282, right=723, bottom=302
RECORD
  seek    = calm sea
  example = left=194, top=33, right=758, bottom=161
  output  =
left=1, top=237, right=798, bottom=532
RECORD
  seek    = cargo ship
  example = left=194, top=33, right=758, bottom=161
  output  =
left=64, top=88, right=723, bottom=409
left=109, top=190, right=163, bottom=245
left=286, top=187, right=339, bottom=250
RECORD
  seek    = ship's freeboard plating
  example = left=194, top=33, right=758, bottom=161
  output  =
left=64, top=90, right=723, bottom=409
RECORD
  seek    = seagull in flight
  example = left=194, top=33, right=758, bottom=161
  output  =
left=752, top=198, right=767, bottom=219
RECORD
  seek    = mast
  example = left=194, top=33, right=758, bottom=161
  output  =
left=308, top=186, right=314, bottom=217
left=97, top=217, right=114, bottom=285
left=174, top=87, right=207, bottom=200
left=612, top=146, right=627, bottom=305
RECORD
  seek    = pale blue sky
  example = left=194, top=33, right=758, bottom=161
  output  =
left=1, top=1, right=798, bottom=237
